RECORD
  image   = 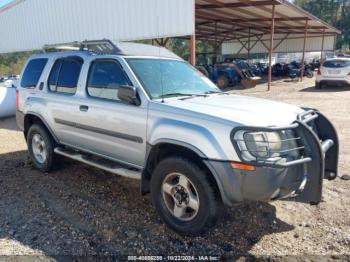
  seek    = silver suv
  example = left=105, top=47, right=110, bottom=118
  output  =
left=16, top=41, right=339, bottom=235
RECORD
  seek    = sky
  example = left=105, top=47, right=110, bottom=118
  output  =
left=0, top=0, right=13, bottom=7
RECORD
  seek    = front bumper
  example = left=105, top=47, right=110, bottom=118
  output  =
left=205, top=110, right=339, bottom=206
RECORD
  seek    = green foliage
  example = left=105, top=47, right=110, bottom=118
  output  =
left=294, top=0, right=350, bottom=49
left=0, top=51, right=33, bottom=76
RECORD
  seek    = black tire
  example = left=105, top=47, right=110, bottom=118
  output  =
left=27, top=124, right=55, bottom=172
left=289, top=72, right=297, bottom=79
left=306, top=71, right=314, bottom=78
left=217, top=75, right=229, bottom=89
left=151, top=157, right=221, bottom=235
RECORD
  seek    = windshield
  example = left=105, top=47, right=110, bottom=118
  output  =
left=127, top=59, right=219, bottom=99
left=323, top=60, right=350, bottom=68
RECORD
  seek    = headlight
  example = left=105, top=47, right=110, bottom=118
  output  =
left=244, top=131, right=282, bottom=158
left=234, top=130, right=300, bottom=162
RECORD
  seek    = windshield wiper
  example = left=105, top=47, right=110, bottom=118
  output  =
left=204, top=91, right=221, bottom=94
left=204, top=91, right=229, bottom=95
left=157, top=93, right=207, bottom=100
left=159, top=93, right=194, bottom=98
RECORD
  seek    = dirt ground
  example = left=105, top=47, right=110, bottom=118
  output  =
left=0, top=77, right=349, bottom=261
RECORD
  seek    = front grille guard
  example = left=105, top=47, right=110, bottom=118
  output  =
left=231, top=110, right=332, bottom=168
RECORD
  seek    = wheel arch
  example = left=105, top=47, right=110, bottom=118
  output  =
left=24, top=113, right=58, bottom=143
left=141, top=140, right=223, bottom=202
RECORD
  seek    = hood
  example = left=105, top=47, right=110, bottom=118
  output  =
left=164, top=94, right=304, bottom=127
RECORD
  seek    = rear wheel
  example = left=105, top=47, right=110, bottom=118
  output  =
left=27, top=124, right=55, bottom=172
left=217, top=75, right=229, bottom=89
left=151, top=157, right=221, bottom=235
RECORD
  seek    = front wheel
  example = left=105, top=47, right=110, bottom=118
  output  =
left=151, top=157, right=221, bottom=235
left=217, top=75, right=229, bottom=89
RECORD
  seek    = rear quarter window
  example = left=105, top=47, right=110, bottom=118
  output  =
left=20, top=58, right=48, bottom=88
left=323, top=60, right=350, bottom=68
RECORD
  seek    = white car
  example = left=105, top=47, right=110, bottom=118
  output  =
left=316, top=58, right=350, bottom=89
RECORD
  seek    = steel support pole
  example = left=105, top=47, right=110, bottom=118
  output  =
left=190, top=34, right=196, bottom=66
left=248, top=27, right=251, bottom=63
left=268, top=5, right=275, bottom=91
left=190, top=0, right=196, bottom=66
left=300, top=19, right=308, bottom=82
left=214, top=21, right=218, bottom=63
left=320, top=28, right=325, bottom=62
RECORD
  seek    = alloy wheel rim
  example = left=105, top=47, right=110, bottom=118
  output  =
left=161, top=172, right=200, bottom=221
left=31, top=133, right=47, bottom=164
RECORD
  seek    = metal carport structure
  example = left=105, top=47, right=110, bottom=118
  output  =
left=0, top=0, right=341, bottom=90
left=192, top=0, right=341, bottom=90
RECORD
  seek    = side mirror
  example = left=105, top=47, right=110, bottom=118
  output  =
left=118, top=85, right=141, bottom=106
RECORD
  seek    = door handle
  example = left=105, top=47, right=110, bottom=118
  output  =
left=80, top=105, right=89, bottom=112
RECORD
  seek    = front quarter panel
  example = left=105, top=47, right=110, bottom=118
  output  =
left=147, top=102, right=240, bottom=161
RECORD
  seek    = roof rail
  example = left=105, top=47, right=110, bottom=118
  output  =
left=43, top=39, right=123, bottom=55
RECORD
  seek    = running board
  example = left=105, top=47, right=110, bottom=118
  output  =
left=54, top=147, right=141, bottom=180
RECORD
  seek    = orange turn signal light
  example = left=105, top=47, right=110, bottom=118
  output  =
left=230, top=162, right=256, bottom=171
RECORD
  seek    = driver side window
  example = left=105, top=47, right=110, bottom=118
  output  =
left=87, top=59, right=131, bottom=101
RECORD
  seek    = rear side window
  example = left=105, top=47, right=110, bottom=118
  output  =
left=48, top=56, right=83, bottom=94
left=323, top=60, right=350, bottom=68
left=87, top=60, right=131, bottom=101
left=20, top=58, right=48, bottom=88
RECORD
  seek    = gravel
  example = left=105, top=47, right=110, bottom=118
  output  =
left=0, top=77, right=349, bottom=261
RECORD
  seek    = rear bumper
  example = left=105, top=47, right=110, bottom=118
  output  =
left=16, top=110, right=25, bottom=131
left=206, top=110, right=339, bottom=206
left=316, top=79, right=350, bottom=87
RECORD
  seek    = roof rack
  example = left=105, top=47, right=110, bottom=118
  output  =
left=43, top=39, right=123, bottom=55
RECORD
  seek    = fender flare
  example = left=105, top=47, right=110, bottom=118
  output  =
left=24, top=111, right=59, bottom=143
left=148, top=138, right=207, bottom=158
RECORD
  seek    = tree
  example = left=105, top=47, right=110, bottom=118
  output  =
left=0, top=51, right=34, bottom=76
left=293, top=0, right=349, bottom=50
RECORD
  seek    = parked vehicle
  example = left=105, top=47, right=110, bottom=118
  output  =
left=316, top=58, right=350, bottom=89
left=17, top=41, right=339, bottom=235
left=196, top=61, right=240, bottom=89
left=309, top=59, right=321, bottom=71
left=0, top=85, right=16, bottom=118
left=250, top=63, right=264, bottom=76
left=272, top=63, right=285, bottom=77
left=211, top=63, right=240, bottom=89
left=254, top=62, right=269, bottom=76
left=236, top=60, right=256, bottom=78
left=285, top=61, right=313, bottom=79
left=272, top=61, right=314, bottom=79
